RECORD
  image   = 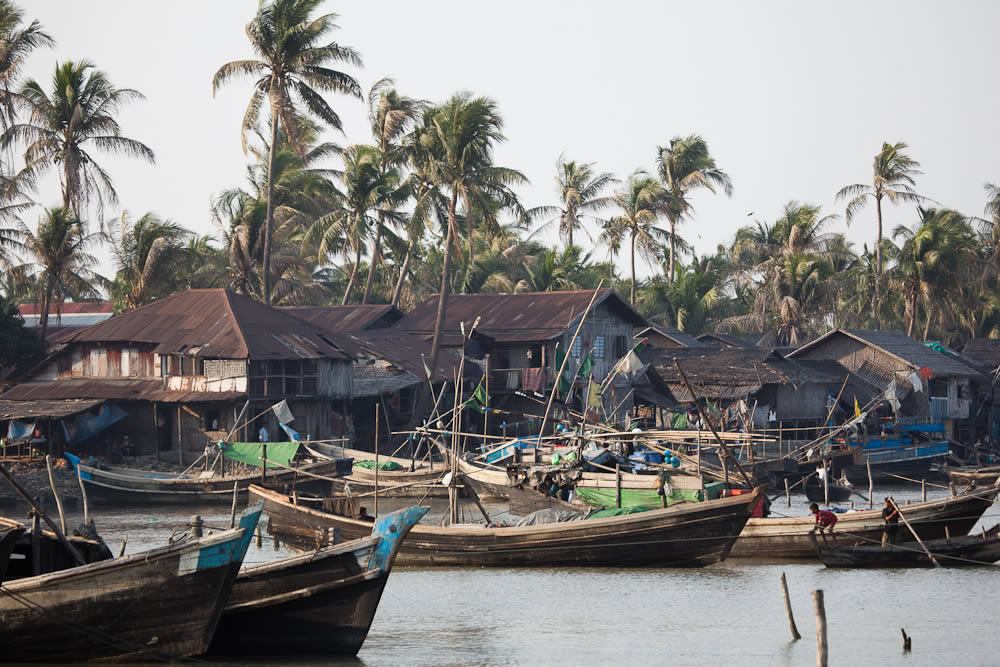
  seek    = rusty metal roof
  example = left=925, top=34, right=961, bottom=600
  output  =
left=18, top=302, right=114, bottom=315
left=393, top=289, right=646, bottom=342
left=0, top=398, right=106, bottom=420
left=0, top=379, right=245, bottom=403
left=52, top=289, right=350, bottom=361
left=280, top=304, right=402, bottom=332
left=335, top=330, right=478, bottom=384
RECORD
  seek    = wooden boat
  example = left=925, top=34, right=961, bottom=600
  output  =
left=0, top=505, right=262, bottom=662
left=252, top=484, right=764, bottom=568
left=948, top=466, right=1000, bottom=487
left=729, top=483, right=1000, bottom=559
left=73, top=456, right=352, bottom=504
left=0, top=523, right=24, bottom=584
left=210, top=504, right=427, bottom=657
left=815, top=527, right=1000, bottom=567
left=0, top=515, right=112, bottom=579
left=320, top=446, right=449, bottom=498
left=803, top=476, right=853, bottom=503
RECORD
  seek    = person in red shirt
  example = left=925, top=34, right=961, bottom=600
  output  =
left=809, top=503, right=838, bottom=533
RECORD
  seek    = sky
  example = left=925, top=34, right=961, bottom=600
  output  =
left=17, top=1, right=1000, bottom=281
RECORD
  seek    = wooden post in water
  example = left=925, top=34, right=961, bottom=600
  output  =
left=375, top=403, right=380, bottom=519
left=177, top=405, right=183, bottom=466
left=615, top=463, right=622, bottom=508
left=261, top=443, right=267, bottom=484
left=190, top=514, right=203, bottom=538
left=785, top=478, right=792, bottom=507
left=823, top=458, right=829, bottom=506
left=866, top=456, right=873, bottom=509
left=781, top=572, right=801, bottom=641
left=813, top=589, right=828, bottom=667
left=119, top=535, right=128, bottom=557
left=901, top=628, right=912, bottom=652
left=921, top=479, right=926, bottom=502
left=30, top=510, right=40, bottom=576
left=229, top=481, right=239, bottom=529
left=45, top=455, right=66, bottom=535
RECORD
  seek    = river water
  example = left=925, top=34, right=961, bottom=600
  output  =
left=15, top=484, right=1000, bottom=666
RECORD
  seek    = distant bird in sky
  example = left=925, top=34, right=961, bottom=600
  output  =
left=747, top=211, right=754, bottom=216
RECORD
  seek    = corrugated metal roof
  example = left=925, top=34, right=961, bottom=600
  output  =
left=962, top=339, right=1000, bottom=372
left=18, top=302, right=114, bottom=315
left=280, top=304, right=402, bottom=332
left=51, top=289, right=350, bottom=361
left=0, top=379, right=245, bottom=403
left=0, top=398, right=106, bottom=420
left=637, top=325, right=705, bottom=348
left=351, top=363, right=422, bottom=398
left=392, top=289, right=647, bottom=342
left=696, top=332, right=765, bottom=348
left=667, top=382, right=763, bottom=402
left=791, top=329, right=982, bottom=378
left=335, top=330, right=480, bottom=384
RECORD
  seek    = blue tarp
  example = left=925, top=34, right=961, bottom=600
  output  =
left=60, top=403, right=128, bottom=444
left=7, top=420, right=36, bottom=439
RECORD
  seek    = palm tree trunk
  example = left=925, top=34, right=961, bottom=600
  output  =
left=342, top=241, right=362, bottom=305
left=391, top=234, right=418, bottom=307
left=362, top=222, right=383, bottom=304
left=62, top=163, right=71, bottom=212
left=567, top=223, right=573, bottom=249
left=38, top=279, right=54, bottom=341
left=630, top=228, right=637, bottom=305
left=874, top=195, right=883, bottom=327
left=668, top=218, right=676, bottom=286
left=262, top=114, right=280, bottom=306
left=429, top=191, right=459, bottom=376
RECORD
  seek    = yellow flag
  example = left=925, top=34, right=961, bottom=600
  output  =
left=854, top=395, right=861, bottom=418
left=587, top=379, right=603, bottom=409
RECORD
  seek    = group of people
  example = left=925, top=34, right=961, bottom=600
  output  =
left=808, top=497, right=901, bottom=546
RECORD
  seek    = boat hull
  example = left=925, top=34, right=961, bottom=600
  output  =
left=210, top=505, right=426, bottom=657
left=0, top=509, right=259, bottom=662
left=254, top=485, right=762, bottom=568
left=816, top=532, right=1000, bottom=568
left=76, top=459, right=350, bottom=504
left=730, top=485, right=1000, bottom=559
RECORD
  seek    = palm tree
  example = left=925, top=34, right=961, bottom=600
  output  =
left=213, top=0, right=362, bottom=305
left=655, top=135, right=732, bottom=284
left=18, top=206, right=104, bottom=339
left=361, top=79, right=422, bottom=304
left=108, top=211, right=191, bottom=311
left=410, top=92, right=526, bottom=373
left=6, top=60, right=154, bottom=219
left=836, top=141, right=925, bottom=324
left=639, top=256, right=721, bottom=333
left=889, top=207, right=976, bottom=339
left=0, top=0, right=53, bottom=130
left=609, top=170, right=665, bottom=305
left=520, top=246, right=592, bottom=292
left=526, top=156, right=617, bottom=248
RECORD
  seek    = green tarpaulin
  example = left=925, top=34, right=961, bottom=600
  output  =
left=223, top=441, right=300, bottom=468
left=354, top=459, right=404, bottom=471
left=574, top=486, right=704, bottom=509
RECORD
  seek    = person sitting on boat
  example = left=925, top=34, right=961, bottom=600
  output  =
left=358, top=506, right=374, bottom=522
left=809, top=503, right=838, bottom=534
left=882, top=497, right=901, bottom=546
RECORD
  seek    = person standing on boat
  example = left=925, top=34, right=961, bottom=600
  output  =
left=882, top=497, right=901, bottom=546
left=259, top=424, right=269, bottom=442
left=809, top=503, right=838, bottom=534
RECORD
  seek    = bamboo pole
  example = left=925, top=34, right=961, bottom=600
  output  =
left=889, top=498, right=942, bottom=568
left=538, top=281, right=603, bottom=443
left=813, top=589, right=828, bottom=667
left=615, top=463, right=622, bottom=508
left=76, top=466, right=89, bottom=525
left=45, top=455, right=66, bottom=535
left=823, top=459, right=829, bottom=506
left=785, top=478, right=792, bottom=507
left=782, top=572, right=801, bottom=641
left=229, top=481, right=239, bottom=529
left=867, top=456, right=873, bottom=509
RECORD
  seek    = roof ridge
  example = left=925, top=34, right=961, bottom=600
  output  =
left=220, top=290, right=250, bottom=358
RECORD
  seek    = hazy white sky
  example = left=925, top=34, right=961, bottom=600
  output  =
left=18, top=1, right=1000, bottom=280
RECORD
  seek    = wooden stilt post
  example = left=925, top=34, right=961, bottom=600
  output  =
left=153, top=402, right=160, bottom=462
left=261, top=443, right=267, bottom=484
left=921, top=479, right=926, bottom=502
left=813, top=589, right=828, bottom=667
left=118, top=535, right=128, bottom=557
left=177, top=405, right=183, bottom=466
left=785, top=478, right=792, bottom=508
left=76, top=466, right=89, bottom=525
left=615, top=463, right=622, bottom=508
left=781, top=572, right=801, bottom=641
left=823, top=458, right=830, bottom=506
